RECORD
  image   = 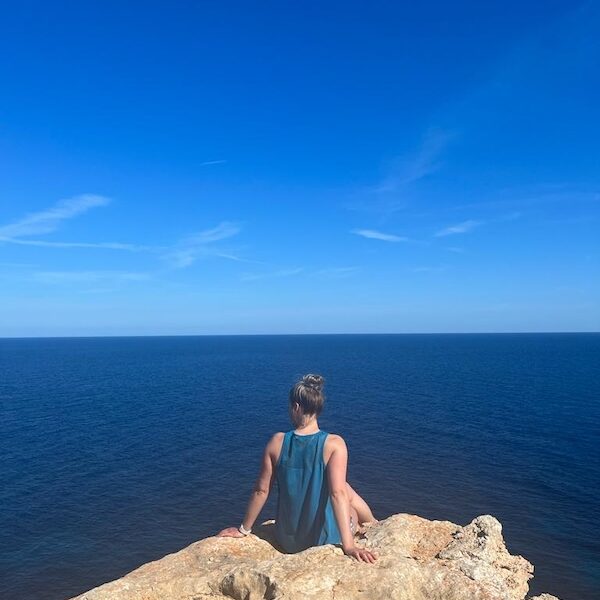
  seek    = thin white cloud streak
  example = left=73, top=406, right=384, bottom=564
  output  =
left=33, top=271, right=151, bottom=284
left=200, top=160, right=227, bottom=166
left=345, top=128, right=456, bottom=216
left=0, top=194, right=154, bottom=253
left=352, top=229, right=410, bottom=242
left=210, top=252, right=249, bottom=262
left=3, top=197, right=250, bottom=292
left=433, top=212, right=520, bottom=238
left=243, top=266, right=360, bottom=282
left=374, top=128, right=455, bottom=193
left=347, top=5, right=598, bottom=222
left=0, top=195, right=110, bottom=238
left=0, top=237, right=156, bottom=251
left=164, top=221, right=242, bottom=268
left=434, top=219, right=482, bottom=237
left=411, top=265, right=447, bottom=273
left=499, top=211, right=522, bottom=222
left=241, top=267, right=304, bottom=282
left=3, top=197, right=245, bottom=268
left=344, top=127, right=457, bottom=219
left=208, top=251, right=266, bottom=265
left=180, top=222, right=240, bottom=245
left=1, top=201, right=242, bottom=265
left=0, top=261, right=37, bottom=268
left=449, top=188, right=600, bottom=212
left=314, top=266, right=360, bottom=278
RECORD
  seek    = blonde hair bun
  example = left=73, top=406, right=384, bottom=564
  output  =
left=289, top=374, right=326, bottom=425
left=301, top=373, right=325, bottom=391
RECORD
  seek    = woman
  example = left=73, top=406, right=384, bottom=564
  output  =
left=218, top=374, right=378, bottom=563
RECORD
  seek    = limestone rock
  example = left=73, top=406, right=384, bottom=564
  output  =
left=70, top=513, right=561, bottom=600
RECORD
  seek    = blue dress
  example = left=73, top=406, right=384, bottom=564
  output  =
left=274, top=430, right=342, bottom=553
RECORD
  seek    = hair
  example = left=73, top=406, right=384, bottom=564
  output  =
left=289, top=374, right=326, bottom=426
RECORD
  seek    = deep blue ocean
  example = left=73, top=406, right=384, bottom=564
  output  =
left=1, top=334, right=598, bottom=600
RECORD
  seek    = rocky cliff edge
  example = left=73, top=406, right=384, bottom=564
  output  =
left=70, top=513, right=561, bottom=600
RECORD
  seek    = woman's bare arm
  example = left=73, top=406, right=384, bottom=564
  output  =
left=217, top=433, right=281, bottom=537
left=240, top=434, right=278, bottom=530
left=326, top=436, right=376, bottom=563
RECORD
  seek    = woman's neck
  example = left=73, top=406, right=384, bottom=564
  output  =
left=294, top=417, right=319, bottom=434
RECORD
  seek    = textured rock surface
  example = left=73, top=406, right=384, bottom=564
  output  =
left=70, top=513, right=561, bottom=600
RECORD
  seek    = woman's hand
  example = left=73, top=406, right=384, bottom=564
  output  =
left=342, top=545, right=378, bottom=563
left=216, top=527, right=246, bottom=538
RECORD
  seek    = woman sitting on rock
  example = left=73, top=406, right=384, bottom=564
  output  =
left=217, top=374, right=378, bottom=563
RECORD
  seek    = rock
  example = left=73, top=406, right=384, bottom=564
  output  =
left=69, top=513, right=561, bottom=600
left=436, top=515, right=533, bottom=599
left=527, top=596, right=561, bottom=600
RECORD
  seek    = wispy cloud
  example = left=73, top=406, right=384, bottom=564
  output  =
left=242, top=266, right=361, bottom=282
left=434, top=219, right=482, bottom=237
left=180, top=222, right=240, bottom=245
left=314, top=266, right=360, bottom=278
left=411, top=265, right=447, bottom=273
left=346, top=4, right=598, bottom=227
left=0, top=194, right=154, bottom=252
left=351, top=229, right=410, bottom=242
left=498, top=211, right=522, bottom=222
left=1, top=199, right=245, bottom=267
left=33, top=271, right=151, bottom=284
left=0, top=194, right=110, bottom=239
left=433, top=212, right=520, bottom=238
left=2, top=197, right=248, bottom=274
left=0, top=261, right=37, bottom=269
left=200, top=159, right=227, bottom=166
left=241, top=267, right=304, bottom=282
left=1, top=237, right=154, bottom=251
left=346, top=128, right=455, bottom=216
left=208, top=251, right=259, bottom=263
left=374, top=128, right=455, bottom=193
left=164, top=221, right=242, bottom=268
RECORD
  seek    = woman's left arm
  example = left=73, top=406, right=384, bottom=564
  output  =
left=217, top=434, right=279, bottom=538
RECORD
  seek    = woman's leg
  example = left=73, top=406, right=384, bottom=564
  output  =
left=349, top=503, right=359, bottom=534
left=346, top=482, right=377, bottom=524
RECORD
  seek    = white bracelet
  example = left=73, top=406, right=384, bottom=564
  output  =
left=239, top=523, right=252, bottom=536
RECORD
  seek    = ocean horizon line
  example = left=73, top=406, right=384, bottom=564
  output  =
left=1, top=330, right=598, bottom=340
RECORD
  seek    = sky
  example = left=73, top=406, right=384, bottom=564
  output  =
left=0, top=1, right=598, bottom=336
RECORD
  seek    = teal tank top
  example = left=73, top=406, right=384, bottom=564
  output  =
left=274, top=430, right=342, bottom=553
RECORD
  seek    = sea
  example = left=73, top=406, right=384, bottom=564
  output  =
left=0, top=334, right=598, bottom=600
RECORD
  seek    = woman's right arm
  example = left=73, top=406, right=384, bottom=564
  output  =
left=326, top=436, right=377, bottom=563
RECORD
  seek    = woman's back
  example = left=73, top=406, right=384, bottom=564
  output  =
left=275, top=430, right=341, bottom=552
left=217, top=373, right=377, bottom=563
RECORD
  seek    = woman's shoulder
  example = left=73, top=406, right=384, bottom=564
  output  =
left=324, top=432, right=346, bottom=448
left=267, top=431, right=286, bottom=446
left=266, top=431, right=286, bottom=455
left=323, top=432, right=346, bottom=464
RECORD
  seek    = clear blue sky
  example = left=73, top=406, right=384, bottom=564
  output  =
left=1, top=1, right=598, bottom=336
